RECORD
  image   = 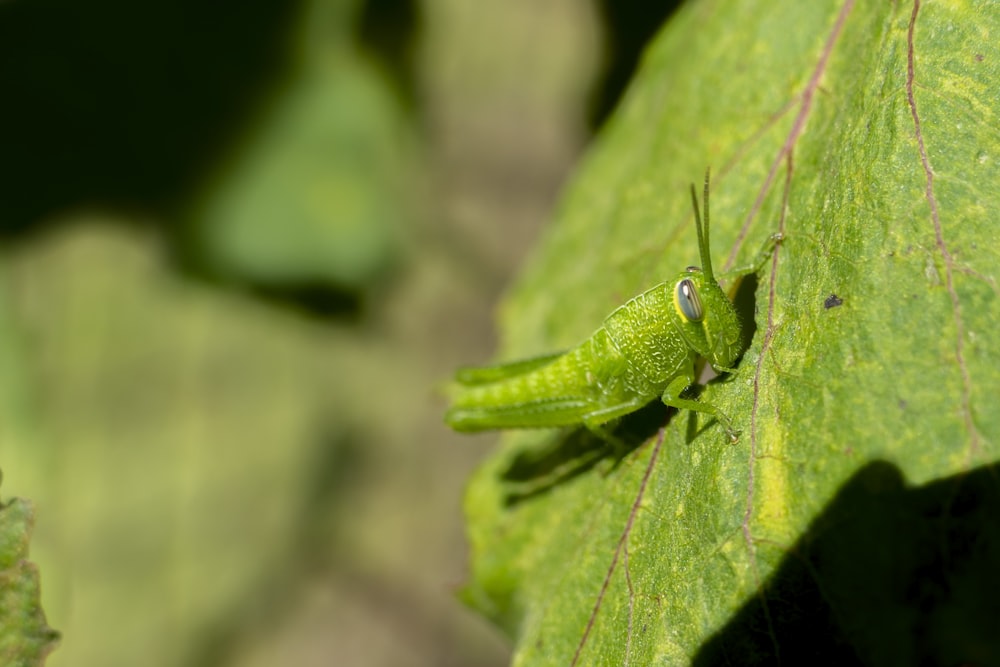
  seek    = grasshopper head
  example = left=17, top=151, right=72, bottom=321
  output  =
left=670, top=169, right=745, bottom=370
left=672, top=269, right=744, bottom=370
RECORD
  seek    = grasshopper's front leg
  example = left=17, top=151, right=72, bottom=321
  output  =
left=660, top=369, right=740, bottom=443
left=720, top=233, right=783, bottom=282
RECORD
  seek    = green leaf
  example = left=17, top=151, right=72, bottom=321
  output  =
left=187, top=0, right=414, bottom=290
left=463, top=0, right=1000, bottom=664
left=0, top=494, right=59, bottom=666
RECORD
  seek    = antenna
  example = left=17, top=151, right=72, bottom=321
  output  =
left=690, top=168, right=715, bottom=282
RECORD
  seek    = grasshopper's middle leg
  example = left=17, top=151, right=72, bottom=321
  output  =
left=660, top=373, right=739, bottom=443
left=582, top=398, right=649, bottom=430
left=580, top=398, right=651, bottom=455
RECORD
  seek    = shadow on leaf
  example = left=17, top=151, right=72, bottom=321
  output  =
left=694, top=460, right=1000, bottom=667
left=499, top=401, right=672, bottom=507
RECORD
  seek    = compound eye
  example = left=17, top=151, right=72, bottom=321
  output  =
left=676, top=278, right=704, bottom=322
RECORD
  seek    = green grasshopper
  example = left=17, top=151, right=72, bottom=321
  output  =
left=446, top=172, right=778, bottom=443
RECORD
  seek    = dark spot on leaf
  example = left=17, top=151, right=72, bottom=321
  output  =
left=975, top=53, right=984, bottom=62
left=824, top=294, right=843, bottom=309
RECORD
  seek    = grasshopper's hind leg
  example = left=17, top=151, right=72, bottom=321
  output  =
left=446, top=397, right=592, bottom=432
left=454, top=352, right=566, bottom=386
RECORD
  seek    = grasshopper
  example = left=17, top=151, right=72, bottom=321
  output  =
left=446, top=171, right=779, bottom=443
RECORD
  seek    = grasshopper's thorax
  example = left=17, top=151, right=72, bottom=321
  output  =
left=671, top=267, right=743, bottom=370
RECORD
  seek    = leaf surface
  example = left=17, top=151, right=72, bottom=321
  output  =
left=0, top=496, right=58, bottom=666
left=463, top=0, right=1000, bottom=664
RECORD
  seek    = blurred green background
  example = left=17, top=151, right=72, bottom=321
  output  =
left=0, top=0, right=679, bottom=664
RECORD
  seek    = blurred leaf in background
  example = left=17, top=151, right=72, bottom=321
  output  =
left=183, top=0, right=418, bottom=300
left=0, top=0, right=610, bottom=665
